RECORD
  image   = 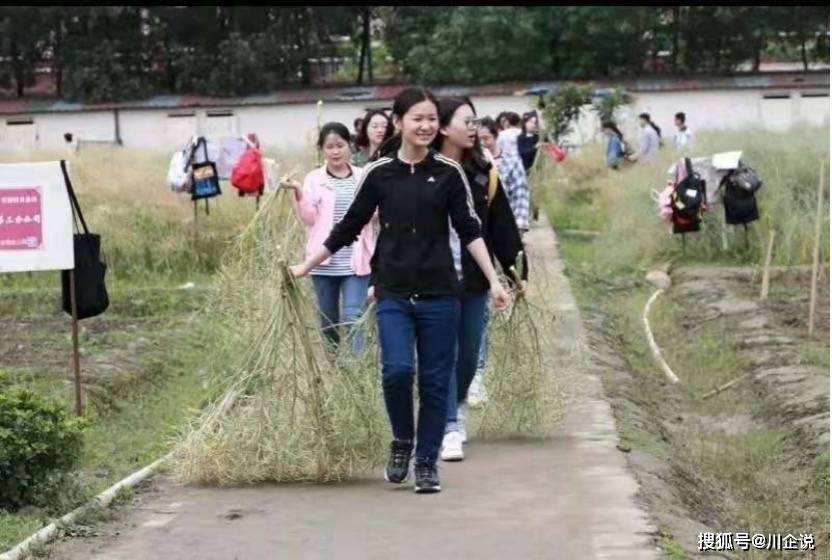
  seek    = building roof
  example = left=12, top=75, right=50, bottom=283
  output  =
left=0, top=72, right=827, bottom=117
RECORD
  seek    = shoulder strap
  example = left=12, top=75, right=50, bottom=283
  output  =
left=684, top=157, right=693, bottom=178
left=487, top=166, right=499, bottom=207
left=60, top=160, right=89, bottom=234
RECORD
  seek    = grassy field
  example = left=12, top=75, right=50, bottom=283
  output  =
left=535, top=125, right=830, bottom=558
left=537, top=125, right=830, bottom=272
left=0, top=145, right=315, bottom=550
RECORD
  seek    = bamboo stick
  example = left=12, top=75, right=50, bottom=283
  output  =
left=760, top=228, right=776, bottom=300
left=700, top=373, right=751, bottom=400
left=808, top=158, right=826, bottom=336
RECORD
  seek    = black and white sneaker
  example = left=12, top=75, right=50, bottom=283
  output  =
left=384, top=440, right=413, bottom=484
left=414, top=463, right=441, bottom=494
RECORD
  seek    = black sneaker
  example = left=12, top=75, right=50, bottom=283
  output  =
left=414, top=462, right=441, bottom=494
left=384, top=440, right=413, bottom=484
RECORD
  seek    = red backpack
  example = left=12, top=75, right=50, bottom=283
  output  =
left=231, top=134, right=264, bottom=195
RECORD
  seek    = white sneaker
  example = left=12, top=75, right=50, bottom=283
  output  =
left=467, top=372, right=488, bottom=407
left=458, top=404, right=468, bottom=443
left=440, top=431, right=464, bottom=462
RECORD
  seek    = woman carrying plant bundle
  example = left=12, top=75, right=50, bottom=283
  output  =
left=291, top=87, right=510, bottom=494
left=352, top=109, right=395, bottom=167
left=432, top=97, right=528, bottom=462
left=478, top=116, right=531, bottom=235
left=286, top=122, right=376, bottom=355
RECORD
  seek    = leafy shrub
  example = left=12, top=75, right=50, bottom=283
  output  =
left=542, top=84, right=592, bottom=142
left=0, top=390, right=87, bottom=511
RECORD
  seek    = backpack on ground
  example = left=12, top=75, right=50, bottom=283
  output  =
left=671, top=157, right=706, bottom=233
left=720, top=161, right=762, bottom=225
left=230, top=134, right=264, bottom=196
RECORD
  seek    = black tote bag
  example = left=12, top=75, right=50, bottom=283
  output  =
left=60, top=161, right=109, bottom=320
left=190, top=137, right=222, bottom=201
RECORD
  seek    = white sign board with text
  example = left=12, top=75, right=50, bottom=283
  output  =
left=0, top=161, right=74, bottom=273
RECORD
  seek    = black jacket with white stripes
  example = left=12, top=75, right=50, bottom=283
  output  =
left=324, top=150, right=482, bottom=300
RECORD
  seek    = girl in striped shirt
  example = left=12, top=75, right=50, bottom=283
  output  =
left=288, top=122, right=377, bottom=354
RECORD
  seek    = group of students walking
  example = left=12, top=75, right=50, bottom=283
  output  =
left=288, top=87, right=530, bottom=494
left=602, top=111, right=695, bottom=170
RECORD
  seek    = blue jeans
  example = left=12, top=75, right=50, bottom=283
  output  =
left=446, top=292, right=489, bottom=429
left=479, top=302, right=491, bottom=369
left=377, top=296, right=460, bottom=465
left=311, top=274, right=371, bottom=355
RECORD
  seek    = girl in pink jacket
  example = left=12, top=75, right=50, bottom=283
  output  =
left=288, top=122, right=377, bottom=354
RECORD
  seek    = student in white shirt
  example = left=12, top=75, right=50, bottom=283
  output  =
left=673, top=112, right=694, bottom=152
left=496, top=111, right=522, bottom=157
left=631, top=112, right=661, bottom=163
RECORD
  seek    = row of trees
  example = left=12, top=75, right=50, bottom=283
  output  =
left=0, top=6, right=828, bottom=102
left=387, top=6, right=830, bottom=84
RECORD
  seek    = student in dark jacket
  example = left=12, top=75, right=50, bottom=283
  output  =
left=517, top=111, right=540, bottom=173
left=291, top=87, right=510, bottom=495
left=431, top=97, right=528, bottom=462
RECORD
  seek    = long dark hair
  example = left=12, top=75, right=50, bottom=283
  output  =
left=354, top=109, right=394, bottom=150
left=522, top=111, right=539, bottom=135
left=601, top=120, right=624, bottom=140
left=377, top=87, right=439, bottom=159
left=431, top=96, right=489, bottom=173
left=639, top=112, right=661, bottom=138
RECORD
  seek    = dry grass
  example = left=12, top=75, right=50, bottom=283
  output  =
left=536, top=125, right=831, bottom=271
left=0, top=146, right=316, bottom=280
left=473, top=296, right=564, bottom=438
left=174, top=188, right=388, bottom=484
left=176, top=186, right=566, bottom=484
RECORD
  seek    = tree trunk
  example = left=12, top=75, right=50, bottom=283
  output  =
left=356, top=13, right=366, bottom=84
left=801, top=38, right=809, bottom=71
left=55, top=18, right=64, bottom=97
left=10, top=40, right=24, bottom=98
left=753, top=39, right=761, bottom=72
left=671, top=7, right=680, bottom=72
left=798, top=10, right=809, bottom=71
left=366, top=9, right=374, bottom=83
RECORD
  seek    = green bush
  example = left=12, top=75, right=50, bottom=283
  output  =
left=0, top=390, right=87, bottom=511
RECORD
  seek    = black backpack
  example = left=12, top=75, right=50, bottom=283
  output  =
left=672, top=158, right=706, bottom=219
left=721, top=162, right=762, bottom=225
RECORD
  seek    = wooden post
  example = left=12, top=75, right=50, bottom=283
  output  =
left=69, top=270, right=83, bottom=416
left=760, top=228, right=775, bottom=300
left=808, top=158, right=826, bottom=336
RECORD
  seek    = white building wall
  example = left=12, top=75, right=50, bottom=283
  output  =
left=0, top=88, right=828, bottom=154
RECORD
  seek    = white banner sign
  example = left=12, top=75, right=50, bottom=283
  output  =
left=0, top=161, right=74, bottom=273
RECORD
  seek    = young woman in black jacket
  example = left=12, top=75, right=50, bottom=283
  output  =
left=431, top=97, right=528, bottom=462
left=291, top=87, right=510, bottom=494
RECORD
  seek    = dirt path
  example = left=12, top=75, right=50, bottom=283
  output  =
left=45, top=218, right=660, bottom=560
